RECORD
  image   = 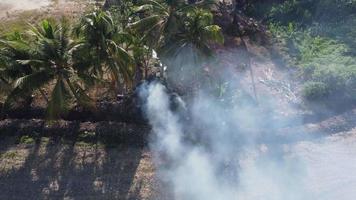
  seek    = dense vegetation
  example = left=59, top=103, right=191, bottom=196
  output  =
left=247, top=0, right=356, bottom=103
left=0, top=0, right=355, bottom=119
left=0, top=0, right=223, bottom=119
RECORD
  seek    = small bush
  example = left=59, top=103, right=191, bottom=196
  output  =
left=0, top=151, right=18, bottom=159
left=255, top=0, right=356, bottom=105
left=269, top=22, right=356, bottom=103
left=302, top=81, right=330, bottom=101
left=268, top=0, right=316, bottom=24
left=18, top=135, right=35, bottom=144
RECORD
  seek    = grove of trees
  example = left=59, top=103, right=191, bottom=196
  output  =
left=1, top=0, right=355, bottom=119
left=0, top=0, right=224, bottom=119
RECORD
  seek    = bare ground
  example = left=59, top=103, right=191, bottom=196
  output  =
left=0, top=0, right=95, bottom=35
left=0, top=0, right=93, bottom=18
left=0, top=137, right=158, bottom=200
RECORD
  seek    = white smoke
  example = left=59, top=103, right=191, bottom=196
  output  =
left=139, top=56, right=356, bottom=200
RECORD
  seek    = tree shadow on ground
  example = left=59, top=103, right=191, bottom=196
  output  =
left=0, top=124, right=148, bottom=200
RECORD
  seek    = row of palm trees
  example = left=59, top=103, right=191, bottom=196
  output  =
left=0, top=0, right=223, bottom=119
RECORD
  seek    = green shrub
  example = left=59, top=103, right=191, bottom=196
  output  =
left=301, top=65, right=356, bottom=101
left=18, top=135, right=35, bottom=144
left=302, top=81, right=330, bottom=100
left=344, top=66, right=356, bottom=100
left=268, top=0, right=316, bottom=24
left=297, top=36, right=352, bottom=67
left=260, top=0, right=356, bottom=104
left=0, top=151, right=18, bottom=159
left=269, top=22, right=356, bottom=103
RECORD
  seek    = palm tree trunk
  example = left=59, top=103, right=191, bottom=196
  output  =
left=66, top=78, right=82, bottom=103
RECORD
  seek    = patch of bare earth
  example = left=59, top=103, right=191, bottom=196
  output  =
left=1, top=0, right=94, bottom=16
left=0, top=137, right=158, bottom=200
left=0, top=0, right=94, bottom=32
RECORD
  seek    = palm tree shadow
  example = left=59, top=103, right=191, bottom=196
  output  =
left=0, top=123, right=145, bottom=199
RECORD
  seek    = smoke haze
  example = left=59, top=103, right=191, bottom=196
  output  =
left=139, top=48, right=356, bottom=199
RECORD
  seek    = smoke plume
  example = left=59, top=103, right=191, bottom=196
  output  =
left=139, top=49, right=356, bottom=200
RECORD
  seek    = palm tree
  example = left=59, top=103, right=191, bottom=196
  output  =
left=161, top=8, right=224, bottom=59
left=161, top=8, right=224, bottom=91
left=2, top=19, right=94, bottom=119
left=129, top=0, right=179, bottom=51
left=130, top=1, right=223, bottom=57
left=0, top=31, right=38, bottom=106
left=130, top=0, right=213, bottom=51
left=75, top=10, right=135, bottom=90
left=130, top=1, right=220, bottom=81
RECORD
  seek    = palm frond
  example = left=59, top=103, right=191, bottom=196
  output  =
left=14, top=70, right=52, bottom=92
left=129, top=15, right=162, bottom=33
left=46, top=78, right=72, bottom=119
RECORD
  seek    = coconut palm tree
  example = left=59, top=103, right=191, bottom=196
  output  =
left=129, top=0, right=197, bottom=51
left=0, top=31, right=39, bottom=106
left=75, top=10, right=135, bottom=89
left=161, top=8, right=224, bottom=58
left=130, top=1, right=221, bottom=82
left=161, top=8, right=224, bottom=91
left=2, top=19, right=94, bottom=119
left=131, top=1, right=222, bottom=56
